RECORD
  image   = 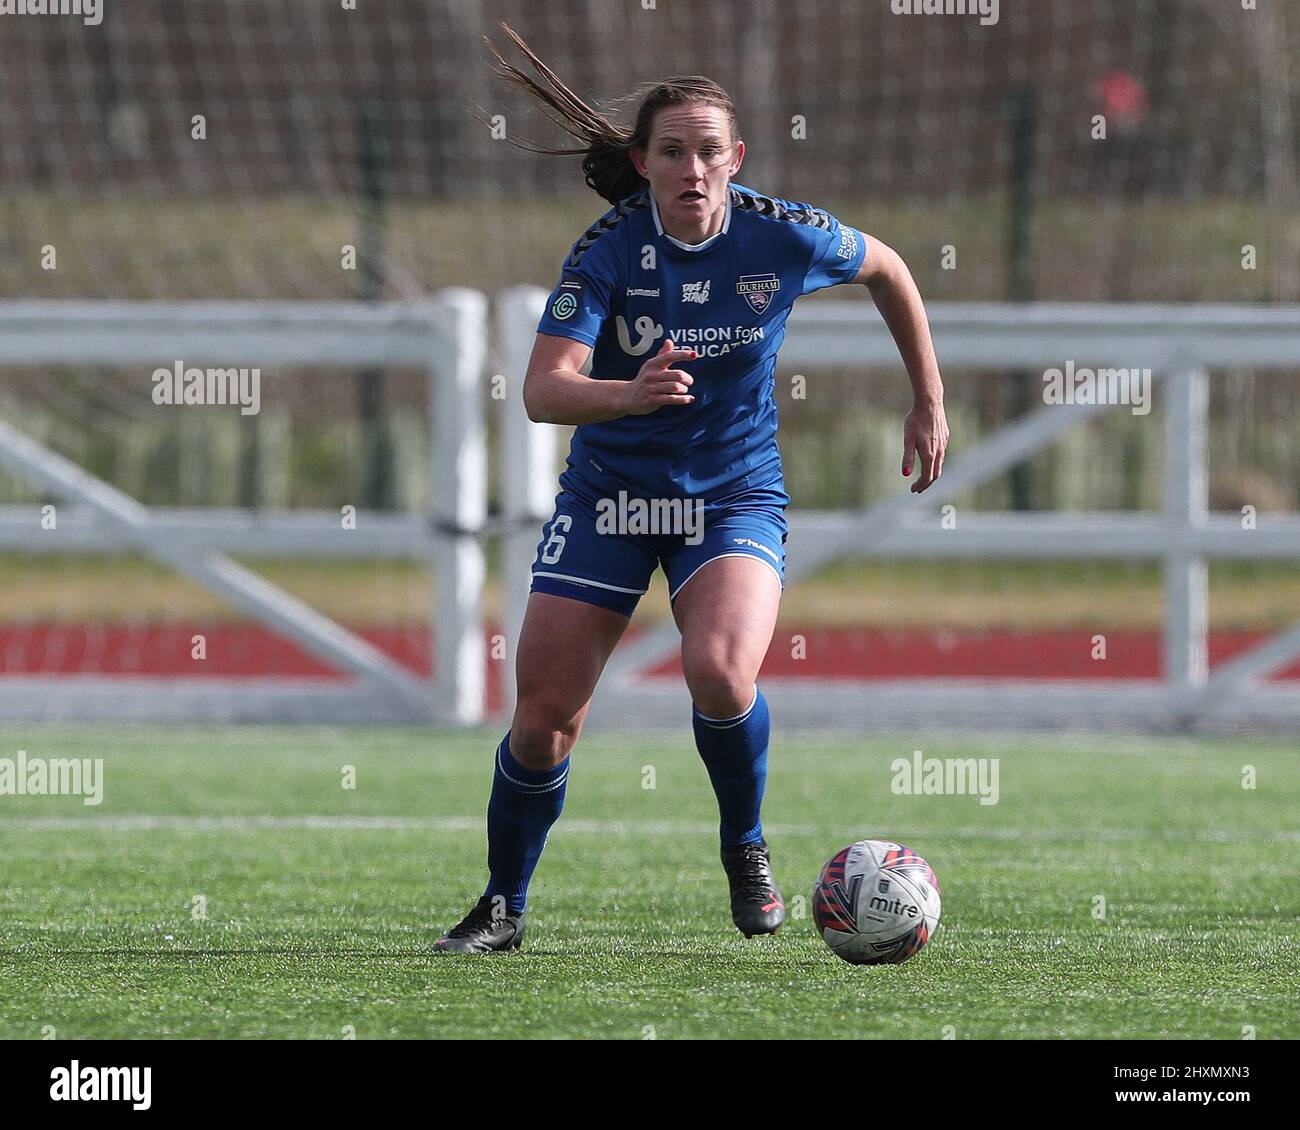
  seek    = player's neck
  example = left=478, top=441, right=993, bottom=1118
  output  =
left=652, top=187, right=729, bottom=249
left=663, top=208, right=725, bottom=247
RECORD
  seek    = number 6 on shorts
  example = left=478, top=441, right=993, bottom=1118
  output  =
left=539, top=514, right=572, bottom=565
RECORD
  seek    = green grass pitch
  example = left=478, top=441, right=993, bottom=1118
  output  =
left=0, top=725, right=1296, bottom=1039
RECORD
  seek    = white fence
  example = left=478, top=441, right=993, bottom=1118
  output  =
left=499, top=291, right=1300, bottom=733
left=1, top=294, right=1298, bottom=731
left=0, top=294, right=486, bottom=724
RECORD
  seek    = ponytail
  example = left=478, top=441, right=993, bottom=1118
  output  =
left=484, top=22, right=739, bottom=205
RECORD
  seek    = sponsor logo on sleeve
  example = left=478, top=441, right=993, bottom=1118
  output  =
left=551, top=280, right=583, bottom=321
left=836, top=227, right=860, bottom=260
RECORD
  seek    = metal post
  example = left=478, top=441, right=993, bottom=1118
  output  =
left=1005, top=84, right=1037, bottom=512
left=1164, top=364, right=1209, bottom=709
left=431, top=288, right=487, bottom=725
left=358, top=94, right=394, bottom=510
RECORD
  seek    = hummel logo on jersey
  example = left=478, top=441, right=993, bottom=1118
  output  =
left=736, top=273, right=781, bottom=313
left=681, top=280, right=710, bottom=305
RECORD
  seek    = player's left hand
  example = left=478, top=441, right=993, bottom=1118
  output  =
left=902, top=399, right=949, bottom=494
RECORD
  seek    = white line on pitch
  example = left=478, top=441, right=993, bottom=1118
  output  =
left=0, top=815, right=1296, bottom=842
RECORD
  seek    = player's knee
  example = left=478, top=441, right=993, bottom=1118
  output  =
left=509, top=698, right=583, bottom=768
left=684, top=660, right=754, bottom=721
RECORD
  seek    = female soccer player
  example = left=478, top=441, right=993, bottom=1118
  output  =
left=436, top=27, right=949, bottom=952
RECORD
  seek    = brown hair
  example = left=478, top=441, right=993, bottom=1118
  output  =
left=484, top=22, right=740, bottom=205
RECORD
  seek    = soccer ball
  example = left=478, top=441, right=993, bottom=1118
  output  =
left=812, top=839, right=941, bottom=964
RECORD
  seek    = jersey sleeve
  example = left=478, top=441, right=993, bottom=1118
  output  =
left=795, top=209, right=868, bottom=296
left=535, top=230, right=621, bottom=346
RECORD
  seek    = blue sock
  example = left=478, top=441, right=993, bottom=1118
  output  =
left=482, top=733, right=569, bottom=915
left=692, top=686, right=769, bottom=848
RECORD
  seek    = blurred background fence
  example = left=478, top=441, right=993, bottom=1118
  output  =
left=0, top=0, right=1296, bottom=723
left=2, top=0, right=1297, bottom=514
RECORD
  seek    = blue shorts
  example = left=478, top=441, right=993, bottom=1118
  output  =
left=529, top=487, right=788, bottom=617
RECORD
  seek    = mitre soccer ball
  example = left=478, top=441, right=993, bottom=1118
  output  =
left=812, top=839, right=941, bottom=964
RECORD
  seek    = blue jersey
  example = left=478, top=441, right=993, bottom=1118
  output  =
left=535, top=181, right=867, bottom=504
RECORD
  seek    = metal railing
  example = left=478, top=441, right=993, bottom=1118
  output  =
left=0, top=294, right=487, bottom=724
left=498, top=292, right=1300, bottom=732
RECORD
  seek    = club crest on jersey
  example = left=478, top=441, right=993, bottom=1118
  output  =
left=736, top=273, right=780, bottom=314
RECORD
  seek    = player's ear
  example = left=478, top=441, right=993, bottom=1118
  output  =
left=629, top=146, right=648, bottom=178
left=729, top=139, right=745, bottom=176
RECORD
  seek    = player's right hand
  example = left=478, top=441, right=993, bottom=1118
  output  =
left=623, top=338, right=696, bottom=415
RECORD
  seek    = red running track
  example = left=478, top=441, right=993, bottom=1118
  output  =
left=2, top=624, right=1297, bottom=715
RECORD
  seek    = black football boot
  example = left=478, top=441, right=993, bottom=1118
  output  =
left=720, top=838, right=786, bottom=938
left=434, top=895, right=526, bottom=954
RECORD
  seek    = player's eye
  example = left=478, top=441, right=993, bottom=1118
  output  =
left=664, top=147, right=680, bottom=158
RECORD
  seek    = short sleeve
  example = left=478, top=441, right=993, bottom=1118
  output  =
left=797, top=211, right=867, bottom=296
left=535, top=234, right=620, bottom=346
